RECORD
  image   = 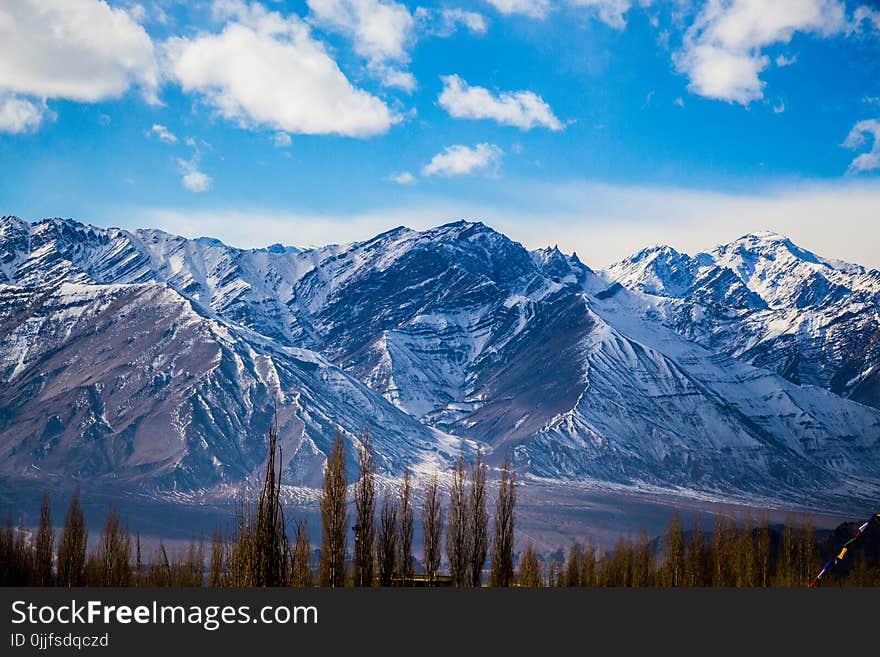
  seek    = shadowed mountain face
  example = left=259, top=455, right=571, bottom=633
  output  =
left=0, top=215, right=878, bottom=512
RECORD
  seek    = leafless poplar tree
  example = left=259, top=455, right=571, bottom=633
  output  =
left=518, top=542, right=542, bottom=587
left=489, top=456, right=516, bottom=587
left=397, top=466, right=414, bottom=585
left=421, top=470, right=443, bottom=585
left=446, top=452, right=471, bottom=587
left=468, top=450, right=489, bottom=587
left=353, top=429, right=376, bottom=587
left=320, top=431, right=348, bottom=587
left=33, top=493, right=54, bottom=586
left=57, top=491, right=87, bottom=587
left=376, top=493, right=398, bottom=586
left=291, top=520, right=313, bottom=587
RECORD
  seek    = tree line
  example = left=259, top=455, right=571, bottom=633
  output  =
left=1, top=421, right=877, bottom=587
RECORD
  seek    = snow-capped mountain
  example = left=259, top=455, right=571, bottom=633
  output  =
left=1, top=215, right=878, bottom=511
left=603, top=231, right=880, bottom=410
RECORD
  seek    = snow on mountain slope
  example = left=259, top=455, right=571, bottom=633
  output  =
left=0, top=279, right=451, bottom=492
left=603, top=231, right=880, bottom=409
left=1, top=216, right=878, bottom=508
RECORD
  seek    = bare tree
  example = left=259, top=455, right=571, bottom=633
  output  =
left=319, top=431, right=348, bottom=587
left=134, top=532, right=143, bottom=587
left=91, top=507, right=131, bottom=587
left=376, top=494, right=398, bottom=586
left=209, top=528, right=225, bottom=587
left=33, top=494, right=54, bottom=586
left=226, top=414, right=290, bottom=586
left=661, top=512, right=685, bottom=587
left=468, top=450, right=489, bottom=587
left=421, top=470, right=444, bottom=585
left=254, top=416, right=289, bottom=586
left=489, top=456, right=516, bottom=587
left=518, top=542, right=542, bottom=587
left=57, top=491, right=87, bottom=587
left=446, top=451, right=471, bottom=587
left=397, top=466, right=414, bottom=585
left=291, top=520, right=313, bottom=587
left=353, top=429, right=375, bottom=587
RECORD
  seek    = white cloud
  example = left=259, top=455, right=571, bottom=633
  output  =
left=176, top=155, right=213, bottom=192
left=568, top=0, right=633, bottom=29
left=674, top=0, right=846, bottom=105
left=388, top=171, right=417, bottom=184
left=674, top=97, right=685, bottom=107
left=843, top=118, right=880, bottom=173
left=852, top=5, right=880, bottom=33
left=484, top=0, right=633, bottom=26
left=163, top=2, right=397, bottom=137
left=772, top=100, right=785, bottom=114
left=0, top=0, right=158, bottom=108
left=775, top=53, right=797, bottom=67
left=147, top=123, right=178, bottom=143
left=422, top=143, right=504, bottom=177
left=273, top=131, right=292, bottom=147
left=415, top=8, right=488, bottom=36
left=484, top=0, right=552, bottom=19
left=0, top=94, right=49, bottom=134
left=306, top=0, right=415, bottom=89
left=438, top=75, right=563, bottom=131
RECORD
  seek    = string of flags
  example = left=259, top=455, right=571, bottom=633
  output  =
left=808, top=513, right=880, bottom=587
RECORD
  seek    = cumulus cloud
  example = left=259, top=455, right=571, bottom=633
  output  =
left=388, top=171, right=417, bottom=184
left=674, top=0, right=846, bottom=105
left=438, top=75, right=563, bottom=131
left=306, top=0, right=416, bottom=89
left=163, top=1, right=397, bottom=137
left=843, top=118, right=880, bottom=173
left=422, top=143, right=504, bottom=177
left=147, top=123, right=178, bottom=143
left=0, top=94, right=49, bottom=134
left=0, top=0, right=159, bottom=109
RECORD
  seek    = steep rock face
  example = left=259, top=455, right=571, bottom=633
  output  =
left=0, top=216, right=878, bottom=508
left=0, top=280, right=449, bottom=492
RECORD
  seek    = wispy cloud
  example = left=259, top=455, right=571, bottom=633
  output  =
left=125, top=178, right=880, bottom=270
left=843, top=118, right=880, bottom=173
left=387, top=171, right=417, bottom=184
left=272, top=131, right=292, bottom=147
left=146, top=123, right=178, bottom=143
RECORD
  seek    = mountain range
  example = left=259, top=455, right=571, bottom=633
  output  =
left=1, top=215, right=878, bottom=514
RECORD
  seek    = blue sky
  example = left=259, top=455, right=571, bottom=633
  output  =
left=1, top=0, right=880, bottom=267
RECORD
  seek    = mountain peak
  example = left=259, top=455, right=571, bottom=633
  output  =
left=739, top=229, right=790, bottom=242
left=0, top=215, right=28, bottom=236
left=715, top=231, right=823, bottom=267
